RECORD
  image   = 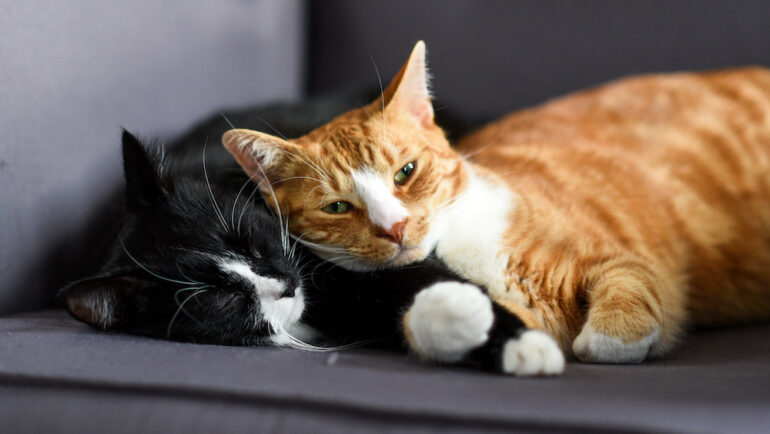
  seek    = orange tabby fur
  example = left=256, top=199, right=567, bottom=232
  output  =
left=223, top=42, right=770, bottom=362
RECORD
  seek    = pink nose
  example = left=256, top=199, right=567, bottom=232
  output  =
left=378, top=219, right=406, bottom=244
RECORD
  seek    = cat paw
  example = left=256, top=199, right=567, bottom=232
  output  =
left=406, top=281, right=494, bottom=362
left=502, top=330, right=565, bottom=376
left=572, top=324, right=659, bottom=363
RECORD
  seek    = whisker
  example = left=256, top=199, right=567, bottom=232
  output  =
left=167, top=288, right=209, bottom=338
left=273, top=176, right=325, bottom=185
left=250, top=162, right=287, bottom=246
left=296, top=238, right=349, bottom=255
left=231, top=172, right=260, bottom=233
left=175, top=263, right=198, bottom=284
left=303, top=184, right=327, bottom=209
left=273, top=325, right=366, bottom=352
left=274, top=148, right=332, bottom=183
left=237, top=182, right=262, bottom=235
left=252, top=113, right=289, bottom=141
left=202, top=137, right=229, bottom=231
left=219, top=111, right=236, bottom=129
left=120, top=239, right=201, bottom=286
left=370, top=55, right=388, bottom=147
left=174, top=285, right=210, bottom=327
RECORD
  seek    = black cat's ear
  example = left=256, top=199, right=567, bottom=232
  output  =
left=64, top=275, right=152, bottom=330
left=121, top=129, right=165, bottom=209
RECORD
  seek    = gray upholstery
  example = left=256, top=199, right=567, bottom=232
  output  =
left=2, top=310, right=769, bottom=434
left=0, top=0, right=304, bottom=315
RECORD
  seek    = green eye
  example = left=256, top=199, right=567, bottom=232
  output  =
left=394, top=161, right=416, bottom=185
left=321, top=201, right=352, bottom=214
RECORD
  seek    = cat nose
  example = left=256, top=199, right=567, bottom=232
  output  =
left=378, top=219, right=407, bottom=244
left=280, top=286, right=295, bottom=298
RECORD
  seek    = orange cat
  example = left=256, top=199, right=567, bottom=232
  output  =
left=223, top=41, right=770, bottom=370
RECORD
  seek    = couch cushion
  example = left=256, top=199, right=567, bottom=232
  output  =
left=1, top=310, right=768, bottom=433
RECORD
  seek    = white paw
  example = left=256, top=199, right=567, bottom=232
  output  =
left=572, top=324, right=659, bottom=363
left=406, top=281, right=494, bottom=362
left=502, top=330, right=565, bottom=376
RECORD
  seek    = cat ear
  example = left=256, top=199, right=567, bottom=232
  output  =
left=121, top=129, right=165, bottom=209
left=382, top=40, right=434, bottom=128
left=64, top=275, right=152, bottom=330
left=222, top=128, right=298, bottom=187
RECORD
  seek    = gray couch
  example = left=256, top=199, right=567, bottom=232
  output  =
left=3, top=2, right=769, bottom=433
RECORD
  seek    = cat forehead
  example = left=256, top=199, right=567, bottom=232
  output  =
left=298, top=107, right=418, bottom=155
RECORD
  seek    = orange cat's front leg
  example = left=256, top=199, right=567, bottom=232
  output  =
left=572, top=258, right=687, bottom=363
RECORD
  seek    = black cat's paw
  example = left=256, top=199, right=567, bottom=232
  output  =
left=405, top=281, right=494, bottom=362
left=501, top=330, right=565, bottom=376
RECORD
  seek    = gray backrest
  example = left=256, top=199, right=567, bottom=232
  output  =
left=0, top=1, right=305, bottom=314
left=309, top=0, right=770, bottom=123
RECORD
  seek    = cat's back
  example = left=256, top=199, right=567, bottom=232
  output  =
left=458, top=66, right=770, bottom=174
left=457, top=67, right=770, bottom=326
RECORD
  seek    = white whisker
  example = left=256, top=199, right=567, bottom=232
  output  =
left=167, top=288, right=209, bottom=338
left=219, top=111, right=236, bottom=130
left=231, top=172, right=260, bottom=233
left=202, top=138, right=229, bottom=231
left=273, top=176, right=325, bottom=185
left=173, top=285, right=211, bottom=327
left=120, top=239, right=202, bottom=286
left=252, top=113, right=289, bottom=140
left=273, top=325, right=365, bottom=352
left=370, top=55, right=388, bottom=147
left=237, top=182, right=262, bottom=235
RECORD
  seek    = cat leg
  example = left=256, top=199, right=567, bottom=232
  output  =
left=403, top=281, right=564, bottom=375
left=573, top=259, right=685, bottom=363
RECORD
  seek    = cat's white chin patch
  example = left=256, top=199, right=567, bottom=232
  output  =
left=406, top=281, right=493, bottom=362
left=261, top=286, right=305, bottom=332
left=502, top=330, right=565, bottom=376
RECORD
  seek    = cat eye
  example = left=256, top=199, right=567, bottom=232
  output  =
left=321, top=201, right=352, bottom=214
left=394, top=161, right=416, bottom=185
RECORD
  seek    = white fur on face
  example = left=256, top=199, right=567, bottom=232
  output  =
left=218, top=259, right=304, bottom=333
left=352, top=169, right=408, bottom=231
left=219, top=259, right=286, bottom=299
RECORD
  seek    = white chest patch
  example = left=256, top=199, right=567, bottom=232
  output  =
left=352, top=169, right=408, bottom=230
left=431, top=167, right=526, bottom=304
left=219, top=259, right=286, bottom=299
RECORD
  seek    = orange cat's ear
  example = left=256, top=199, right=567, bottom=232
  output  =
left=222, top=128, right=296, bottom=186
left=382, top=40, right=434, bottom=128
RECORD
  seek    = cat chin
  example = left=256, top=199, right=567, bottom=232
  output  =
left=261, top=286, right=305, bottom=332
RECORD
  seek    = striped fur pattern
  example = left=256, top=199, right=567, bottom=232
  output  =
left=224, top=42, right=770, bottom=363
